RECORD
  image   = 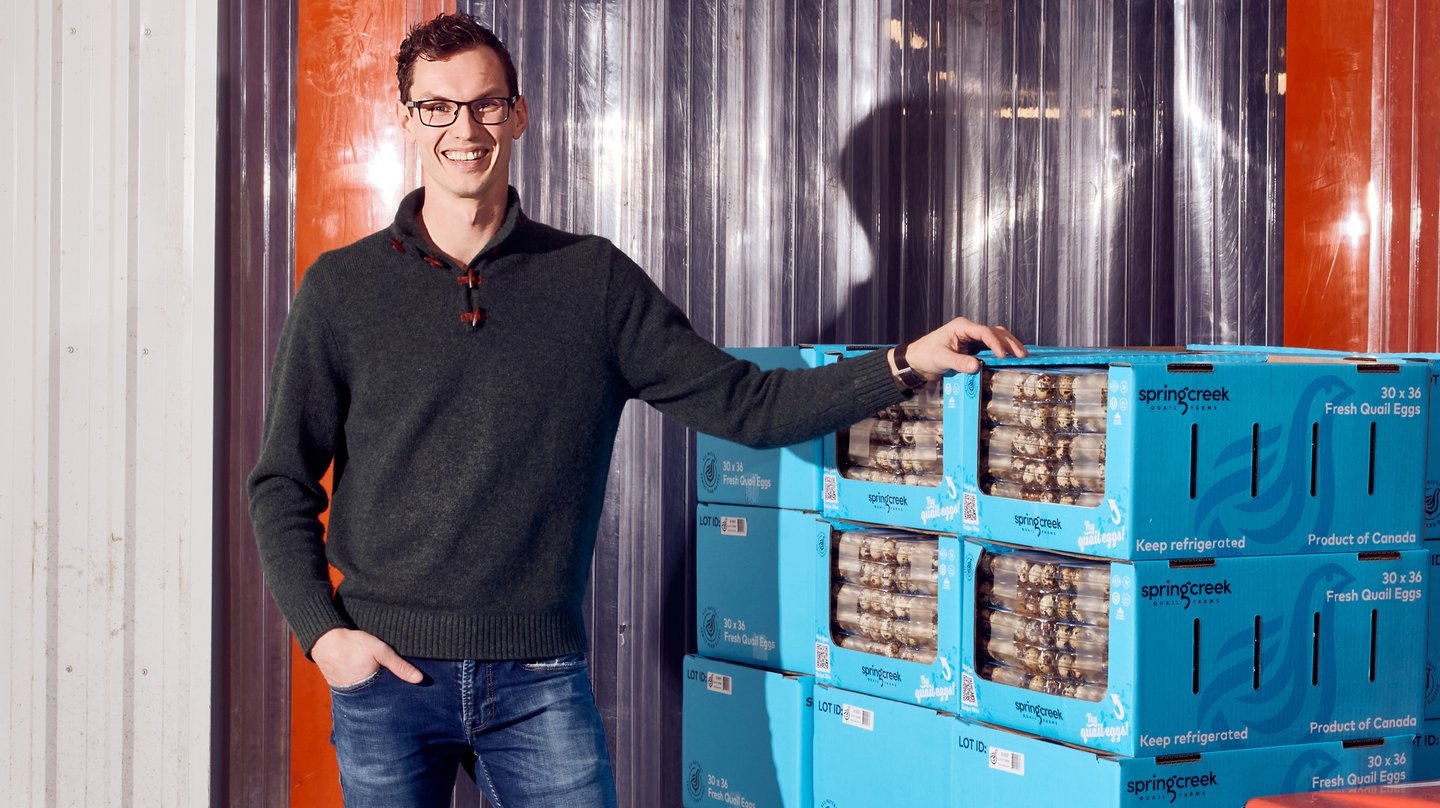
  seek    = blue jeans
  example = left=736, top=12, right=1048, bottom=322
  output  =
left=328, top=653, right=617, bottom=808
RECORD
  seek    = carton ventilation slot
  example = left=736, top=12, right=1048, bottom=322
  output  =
left=1252, top=616, right=1262, bottom=690
left=1342, top=738, right=1385, bottom=749
left=1188, top=424, right=1199, bottom=499
left=1155, top=753, right=1203, bottom=766
left=1191, top=619, right=1201, bottom=694
left=1369, top=609, right=1378, bottom=682
left=1357, top=551, right=1402, bottom=561
left=1167, top=363, right=1214, bottom=374
left=1368, top=422, right=1377, bottom=495
left=1168, top=558, right=1216, bottom=569
left=1355, top=363, right=1400, bottom=374
left=1250, top=423, right=1260, bottom=498
left=1311, top=612, right=1321, bottom=686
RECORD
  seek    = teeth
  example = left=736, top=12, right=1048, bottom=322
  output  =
left=445, top=150, right=484, bottom=161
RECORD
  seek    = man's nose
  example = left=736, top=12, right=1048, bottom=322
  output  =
left=450, top=106, right=494, bottom=140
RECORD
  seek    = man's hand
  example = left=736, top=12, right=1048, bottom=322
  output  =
left=891, top=317, right=1026, bottom=379
left=311, top=627, right=425, bottom=687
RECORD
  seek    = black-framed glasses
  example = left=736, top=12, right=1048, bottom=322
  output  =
left=405, top=96, right=518, bottom=127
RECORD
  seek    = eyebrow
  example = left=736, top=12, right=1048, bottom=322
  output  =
left=413, top=89, right=511, bottom=102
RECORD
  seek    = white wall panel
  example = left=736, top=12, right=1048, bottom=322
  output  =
left=2, top=0, right=216, bottom=803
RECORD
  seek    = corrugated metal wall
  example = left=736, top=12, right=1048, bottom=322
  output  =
left=1175, top=0, right=1287, bottom=345
left=1, top=0, right=218, bottom=806
left=218, top=1, right=1284, bottom=806
left=464, top=1, right=1282, bottom=806
left=214, top=0, right=297, bottom=802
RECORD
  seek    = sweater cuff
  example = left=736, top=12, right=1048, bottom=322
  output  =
left=848, top=347, right=913, bottom=412
left=286, top=592, right=351, bottom=659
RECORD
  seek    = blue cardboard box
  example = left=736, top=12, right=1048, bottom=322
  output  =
left=824, top=347, right=1428, bottom=558
left=696, top=503, right=819, bottom=674
left=819, top=347, right=1247, bottom=536
left=811, top=685, right=953, bottom=808
left=682, top=656, right=813, bottom=808
left=812, top=518, right=962, bottom=711
left=954, top=719, right=1414, bottom=807
left=958, top=540, right=1427, bottom=756
left=696, top=347, right=827, bottom=511
left=1192, top=344, right=1440, bottom=541
left=951, top=354, right=1425, bottom=559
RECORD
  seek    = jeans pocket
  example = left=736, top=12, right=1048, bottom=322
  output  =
left=519, top=652, right=588, bottom=672
left=328, top=668, right=383, bottom=695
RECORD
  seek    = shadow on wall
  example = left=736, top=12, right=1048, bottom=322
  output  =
left=824, top=94, right=962, bottom=348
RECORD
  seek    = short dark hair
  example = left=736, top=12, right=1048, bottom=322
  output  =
left=396, top=13, right=519, bottom=102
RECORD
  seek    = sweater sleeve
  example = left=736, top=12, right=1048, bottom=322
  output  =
left=605, top=249, right=911, bottom=448
left=246, top=265, right=352, bottom=656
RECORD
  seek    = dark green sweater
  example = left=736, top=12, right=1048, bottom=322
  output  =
left=248, top=187, right=907, bottom=660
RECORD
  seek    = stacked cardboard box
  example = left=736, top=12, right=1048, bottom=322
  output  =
left=687, top=345, right=1435, bottom=806
left=816, top=347, right=1431, bottom=806
left=1190, top=345, right=1440, bottom=787
left=684, top=347, right=834, bottom=808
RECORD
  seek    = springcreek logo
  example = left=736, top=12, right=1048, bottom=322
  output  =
left=1014, top=700, right=1063, bottom=724
left=1139, top=579, right=1233, bottom=610
left=701, top=453, right=719, bottom=492
left=686, top=763, right=703, bottom=801
left=861, top=664, right=902, bottom=684
left=701, top=607, right=719, bottom=646
left=868, top=492, right=909, bottom=513
left=1013, top=514, right=1061, bottom=537
left=1125, top=771, right=1218, bottom=802
left=1137, top=385, right=1231, bottom=416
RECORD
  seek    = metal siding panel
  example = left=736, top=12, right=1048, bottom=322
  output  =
left=1175, top=0, right=1285, bottom=344
left=215, top=0, right=300, bottom=801
left=146, top=0, right=219, bottom=801
left=1371, top=0, right=1440, bottom=351
left=55, top=5, right=108, bottom=805
left=3, top=0, right=216, bottom=804
left=2, top=0, right=54, bottom=804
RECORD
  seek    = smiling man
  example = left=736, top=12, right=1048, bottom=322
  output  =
left=248, top=12, right=1023, bottom=808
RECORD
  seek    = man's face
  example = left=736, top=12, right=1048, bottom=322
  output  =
left=398, top=46, right=528, bottom=210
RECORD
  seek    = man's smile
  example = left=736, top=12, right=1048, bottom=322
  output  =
left=442, top=148, right=489, bottom=164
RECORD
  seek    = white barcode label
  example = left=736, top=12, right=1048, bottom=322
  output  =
left=720, top=517, right=747, bottom=536
left=706, top=673, right=732, bottom=695
left=960, top=672, right=977, bottom=707
left=822, top=473, right=838, bottom=504
left=815, top=642, right=831, bottom=674
left=962, top=492, right=979, bottom=525
left=842, top=704, right=874, bottom=731
left=989, top=747, right=1024, bottom=775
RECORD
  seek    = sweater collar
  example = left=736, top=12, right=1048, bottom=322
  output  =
left=390, top=185, right=527, bottom=261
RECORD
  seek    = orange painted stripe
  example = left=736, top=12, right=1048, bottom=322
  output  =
left=1283, top=0, right=1373, bottom=351
left=292, top=1, right=451, bottom=805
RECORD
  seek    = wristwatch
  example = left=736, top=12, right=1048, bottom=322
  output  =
left=891, top=342, right=928, bottom=393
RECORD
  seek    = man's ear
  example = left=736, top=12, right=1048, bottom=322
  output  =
left=397, top=100, right=416, bottom=140
left=511, top=96, right=529, bottom=139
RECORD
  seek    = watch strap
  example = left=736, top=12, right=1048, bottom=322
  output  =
left=892, top=342, right=928, bottom=393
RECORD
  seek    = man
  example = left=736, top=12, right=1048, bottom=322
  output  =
left=249, top=13, right=1024, bottom=808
